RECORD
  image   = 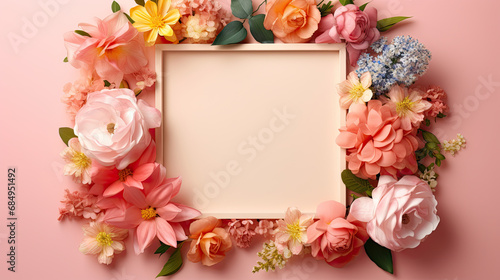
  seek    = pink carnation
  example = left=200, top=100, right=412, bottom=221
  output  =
left=62, top=71, right=105, bottom=121
left=226, top=219, right=256, bottom=248
left=58, top=189, right=101, bottom=221
left=171, top=0, right=230, bottom=44
left=336, top=100, right=419, bottom=179
left=422, top=86, right=449, bottom=118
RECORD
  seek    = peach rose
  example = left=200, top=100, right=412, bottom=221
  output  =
left=264, top=0, right=321, bottom=43
left=187, top=216, right=232, bottom=266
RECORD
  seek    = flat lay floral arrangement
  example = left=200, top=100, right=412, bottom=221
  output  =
left=57, top=0, right=467, bottom=277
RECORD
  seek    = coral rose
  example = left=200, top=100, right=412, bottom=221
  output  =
left=350, top=175, right=440, bottom=252
left=187, top=216, right=232, bottom=266
left=307, top=201, right=368, bottom=268
left=264, top=0, right=321, bottom=43
left=315, top=4, right=380, bottom=65
left=74, top=89, right=161, bottom=170
left=335, top=100, right=419, bottom=179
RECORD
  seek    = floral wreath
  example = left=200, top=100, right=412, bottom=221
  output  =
left=58, top=0, right=466, bottom=276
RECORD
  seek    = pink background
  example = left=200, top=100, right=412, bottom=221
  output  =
left=1, top=0, right=499, bottom=279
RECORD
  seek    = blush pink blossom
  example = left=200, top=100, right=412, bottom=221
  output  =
left=104, top=168, right=201, bottom=254
left=133, top=67, right=157, bottom=90
left=274, top=207, right=314, bottom=255
left=226, top=219, right=256, bottom=248
left=350, top=175, right=440, bottom=252
left=79, top=221, right=128, bottom=265
left=62, top=70, right=106, bottom=121
left=74, top=88, right=161, bottom=170
left=254, top=220, right=275, bottom=236
left=315, top=5, right=380, bottom=66
left=307, top=201, right=368, bottom=268
left=64, top=11, right=148, bottom=84
left=58, top=189, right=101, bottom=221
left=422, top=86, right=449, bottom=118
left=382, top=85, right=431, bottom=130
left=335, top=100, right=419, bottom=179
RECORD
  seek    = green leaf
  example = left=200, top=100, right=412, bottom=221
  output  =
left=425, top=119, right=431, bottom=126
left=104, top=80, right=111, bottom=87
left=124, top=13, right=135, bottom=24
left=63, top=57, right=68, bottom=63
left=318, top=1, right=334, bottom=17
left=212, top=21, right=247, bottom=45
left=135, top=0, right=145, bottom=6
left=339, top=0, right=354, bottom=5
left=437, top=112, right=446, bottom=118
left=249, top=14, right=274, bottom=43
left=154, top=242, right=171, bottom=257
left=425, top=142, right=438, bottom=150
left=231, top=0, right=253, bottom=19
left=422, top=130, right=440, bottom=144
left=59, top=127, right=77, bottom=146
left=435, top=153, right=445, bottom=160
left=377, top=16, right=411, bottom=32
left=112, top=1, right=121, bottom=13
left=157, top=243, right=184, bottom=277
left=75, top=30, right=91, bottom=37
left=359, top=2, right=370, bottom=11
left=364, top=238, right=393, bottom=274
left=341, top=169, right=373, bottom=196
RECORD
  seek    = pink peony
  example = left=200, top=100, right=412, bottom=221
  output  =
left=350, top=175, right=440, bottom=252
left=422, top=86, right=449, bottom=118
left=104, top=170, right=201, bottom=254
left=58, top=189, right=101, bottom=221
left=171, top=0, right=230, bottom=44
left=335, top=100, right=419, bottom=179
left=226, top=219, right=256, bottom=248
left=91, top=141, right=157, bottom=197
left=307, top=201, right=368, bottom=268
left=382, top=85, right=431, bottom=130
left=187, top=216, right=232, bottom=266
left=64, top=11, right=148, bottom=84
left=315, top=5, right=380, bottom=66
left=74, top=88, right=161, bottom=170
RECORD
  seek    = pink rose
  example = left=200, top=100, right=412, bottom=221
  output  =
left=315, top=4, right=380, bottom=66
left=74, top=89, right=161, bottom=170
left=187, top=217, right=232, bottom=266
left=307, top=201, right=368, bottom=268
left=350, top=175, right=440, bottom=252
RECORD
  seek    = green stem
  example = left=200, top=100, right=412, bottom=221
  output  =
left=252, top=0, right=267, bottom=16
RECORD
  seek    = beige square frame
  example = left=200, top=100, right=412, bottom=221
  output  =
left=155, top=44, right=346, bottom=219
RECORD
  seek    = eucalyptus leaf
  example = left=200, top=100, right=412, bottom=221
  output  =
left=75, top=30, right=91, bottom=37
left=249, top=14, right=274, bottom=43
left=341, top=169, right=373, bottom=196
left=135, top=0, right=145, bottom=6
left=422, top=130, right=440, bottom=144
left=377, top=16, right=411, bottom=32
left=364, top=238, right=393, bottom=274
left=359, top=2, right=370, bottom=11
left=157, top=243, right=184, bottom=277
left=59, top=127, right=77, bottom=146
left=111, top=1, right=121, bottom=13
left=339, top=0, right=354, bottom=5
left=231, top=0, right=253, bottom=19
left=212, top=21, right=247, bottom=45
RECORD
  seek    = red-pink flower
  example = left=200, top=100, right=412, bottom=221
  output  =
left=307, top=201, right=368, bottom=268
left=226, top=219, right=256, bottom=248
left=104, top=168, right=201, bottom=254
left=422, top=86, right=449, bottom=118
left=336, top=100, right=419, bottom=179
left=64, top=11, right=148, bottom=84
left=91, top=141, right=157, bottom=197
left=58, top=189, right=101, bottom=221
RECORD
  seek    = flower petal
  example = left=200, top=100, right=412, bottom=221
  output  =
left=155, top=217, right=178, bottom=247
left=135, top=220, right=157, bottom=254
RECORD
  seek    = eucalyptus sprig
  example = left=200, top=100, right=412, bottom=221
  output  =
left=416, top=130, right=446, bottom=167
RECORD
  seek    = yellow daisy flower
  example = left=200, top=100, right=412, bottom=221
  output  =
left=130, top=0, right=181, bottom=46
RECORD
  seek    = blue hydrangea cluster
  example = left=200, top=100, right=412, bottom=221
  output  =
left=356, top=36, right=432, bottom=95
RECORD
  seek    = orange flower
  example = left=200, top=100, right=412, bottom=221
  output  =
left=187, top=217, right=232, bottom=266
left=264, top=0, right=321, bottom=43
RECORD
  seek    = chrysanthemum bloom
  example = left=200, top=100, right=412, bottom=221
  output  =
left=61, top=138, right=93, bottom=184
left=382, top=85, right=431, bottom=130
left=104, top=170, right=201, bottom=254
left=79, top=221, right=128, bottom=264
left=274, top=207, right=313, bottom=255
left=336, top=100, right=419, bottom=179
left=130, top=0, right=181, bottom=45
left=227, top=219, right=256, bottom=248
left=338, top=71, right=373, bottom=109
left=64, top=12, right=148, bottom=84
